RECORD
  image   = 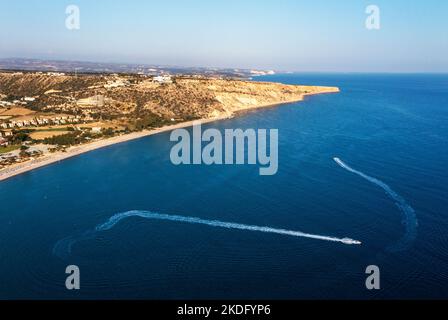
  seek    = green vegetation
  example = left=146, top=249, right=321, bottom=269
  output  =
left=0, top=145, right=20, bottom=154
left=28, top=127, right=73, bottom=133
left=42, top=129, right=118, bottom=146
left=133, top=112, right=169, bottom=131
left=19, top=145, right=30, bottom=157
left=102, top=128, right=115, bottom=137
left=183, top=115, right=201, bottom=121
left=10, top=132, right=30, bottom=144
left=44, top=132, right=82, bottom=146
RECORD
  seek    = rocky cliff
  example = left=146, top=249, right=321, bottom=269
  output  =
left=0, top=72, right=339, bottom=121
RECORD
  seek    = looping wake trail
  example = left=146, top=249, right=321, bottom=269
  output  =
left=53, top=210, right=361, bottom=259
left=334, top=157, right=417, bottom=251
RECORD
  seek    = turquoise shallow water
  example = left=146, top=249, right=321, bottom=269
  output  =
left=0, top=73, right=447, bottom=299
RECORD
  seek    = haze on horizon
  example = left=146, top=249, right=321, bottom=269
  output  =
left=0, top=0, right=447, bottom=73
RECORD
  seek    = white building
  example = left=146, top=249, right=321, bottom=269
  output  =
left=153, top=75, right=173, bottom=84
left=104, top=80, right=129, bottom=89
left=0, top=130, right=13, bottom=137
left=0, top=101, right=12, bottom=107
left=47, top=72, right=66, bottom=76
left=0, top=137, right=8, bottom=146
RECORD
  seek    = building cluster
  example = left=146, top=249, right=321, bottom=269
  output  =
left=104, top=79, right=130, bottom=89
left=249, top=70, right=276, bottom=76
left=153, top=75, right=173, bottom=84
left=0, top=130, right=13, bottom=137
left=47, top=72, right=66, bottom=76
left=0, top=148, right=43, bottom=167
left=0, top=101, right=13, bottom=107
left=0, top=115, right=82, bottom=129
left=0, top=96, right=37, bottom=107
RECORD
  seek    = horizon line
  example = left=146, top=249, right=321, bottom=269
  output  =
left=1, top=57, right=447, bottom=75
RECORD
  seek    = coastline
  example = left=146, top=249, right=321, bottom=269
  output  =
left=0, top=117, right=227, bottom=182
left=0, top=88, right=339, bottom=182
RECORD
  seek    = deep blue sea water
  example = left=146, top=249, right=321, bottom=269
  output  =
left=0, top=74, right=447, bottom=299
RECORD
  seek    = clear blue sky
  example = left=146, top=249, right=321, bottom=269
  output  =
left=0, top=0, right=447, bottom=72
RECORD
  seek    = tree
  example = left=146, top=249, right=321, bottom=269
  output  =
left=19, top=145, right=30, bottom=157
left=11, top=132, right=30, bottom=144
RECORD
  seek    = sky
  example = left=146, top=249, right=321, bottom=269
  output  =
left=0, top=0, right=447, bottom=72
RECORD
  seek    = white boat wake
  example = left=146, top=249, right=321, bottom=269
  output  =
left=54, top=210, right=361, bottom=259
left=97, top=211, right=362, bottom=245
left=334, top=157, right=417, bottom=251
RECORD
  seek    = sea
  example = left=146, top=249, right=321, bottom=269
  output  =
left=0, top=73, right=447, bottom=299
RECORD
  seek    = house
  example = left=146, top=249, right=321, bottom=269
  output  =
left=104, top=80, right=128, bottom=89
left=1, top=130, right=13, bottom=137
left=0, top=137, right=8, bottom=146
left=153, top=75, right=173, bottom=84
left=47, top=72, right=66, bottom=76
left=0, top=101, right=12, bottom=107
left=77, top=95, right=105, bottom=107
left=91, top=127, right=102, bottom=133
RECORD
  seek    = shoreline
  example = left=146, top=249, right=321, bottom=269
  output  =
left=0, top=88, right=339, bottom=182
left=0, top=117, right=228, bottom=182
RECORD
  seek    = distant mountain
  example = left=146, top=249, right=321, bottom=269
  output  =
left=0, top=58, right=274, bottom=78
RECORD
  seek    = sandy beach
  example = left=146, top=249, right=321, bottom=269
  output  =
left=0, top=89, right=338, bottom=182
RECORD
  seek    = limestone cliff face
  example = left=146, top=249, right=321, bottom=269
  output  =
left=199, top=79, right=339, bottom=118
left=0, top=72, right=339, bottom=121
left=136, top=78, right=339, bottom=119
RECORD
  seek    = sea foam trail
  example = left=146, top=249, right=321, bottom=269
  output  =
left=53, top=210, right=361, bottom=259
left=334, top=157, right=417, bottom=251
left=96, top=210, right=362, bottom=245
